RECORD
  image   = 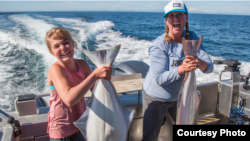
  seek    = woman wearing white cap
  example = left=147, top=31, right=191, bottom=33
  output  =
left=142, top=0, right=214, bottom=140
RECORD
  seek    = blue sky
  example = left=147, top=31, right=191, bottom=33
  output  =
left=1, top=1, right=250, bottom=15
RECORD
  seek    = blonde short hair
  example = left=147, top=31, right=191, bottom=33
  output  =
left=45, top=27, right=77, bottom=51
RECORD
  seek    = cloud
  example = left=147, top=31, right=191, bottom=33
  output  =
left=188, top=6, right=198, bottom=11
left=188, top=6, right=210, bottom=13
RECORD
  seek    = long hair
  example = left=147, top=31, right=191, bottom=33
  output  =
left=164, top=22, right=190, bottom=43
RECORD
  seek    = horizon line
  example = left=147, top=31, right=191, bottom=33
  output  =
left=0, top=11, right=250, bottom=16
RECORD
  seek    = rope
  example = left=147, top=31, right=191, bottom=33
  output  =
left=227, top=105, right=245, bottom=125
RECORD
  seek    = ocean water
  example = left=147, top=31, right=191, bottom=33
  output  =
left=0, top=12, right=250, bottom=112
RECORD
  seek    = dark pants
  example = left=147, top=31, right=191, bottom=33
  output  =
left=50, top=131, right=86, bottom=141
left=142, top=89, right=177, bottom=141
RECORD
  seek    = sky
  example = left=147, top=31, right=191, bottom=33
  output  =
left=0, top=0, right=250, bottom=16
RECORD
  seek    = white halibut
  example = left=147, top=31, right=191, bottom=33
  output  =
left=74, top=44, right=135, bottom=141
left=176, top=35, right=203, bottom=125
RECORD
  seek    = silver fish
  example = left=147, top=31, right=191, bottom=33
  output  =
left=74, top=44, right=135, bottom=141
left=176, top=35, right=203, bottom=125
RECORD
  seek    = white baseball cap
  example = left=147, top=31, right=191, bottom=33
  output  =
left=163, top=0, right=188, bottom=18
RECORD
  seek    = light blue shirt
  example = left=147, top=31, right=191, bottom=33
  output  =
left=143, top=31, right=214, bottom=101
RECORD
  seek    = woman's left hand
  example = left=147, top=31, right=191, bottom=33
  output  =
left=184, top=55, right=209, bottom=73
left=178, top=55, right=200, bottom=76
left=186, top=55, right=200, bottom=68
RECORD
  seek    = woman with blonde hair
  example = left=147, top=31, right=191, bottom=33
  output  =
left=142, top=0, right=214, bottom=140
left=46, top=27, right=112, bottom=141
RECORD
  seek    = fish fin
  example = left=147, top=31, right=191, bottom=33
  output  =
left=82, top=44, right=121, bottom=67
left=195, top=34, right=204, bottom=53
left=182, top=37, right=188, bottom=56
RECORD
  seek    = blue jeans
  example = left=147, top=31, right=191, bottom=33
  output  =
left=50, top=131, right=86, bottom=141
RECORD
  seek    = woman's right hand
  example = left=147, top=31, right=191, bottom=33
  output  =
left=93, top=65, right=112, bottom=80
left=178, top=56, right=199, bottom=76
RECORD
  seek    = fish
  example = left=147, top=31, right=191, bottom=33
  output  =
left=176, top=35, right=203, bottom=125
left=74, top=44, right=135, bottom=141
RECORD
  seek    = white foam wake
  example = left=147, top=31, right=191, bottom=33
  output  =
left=56, top=18, right=115, bottom=51
left=0, top=14, right=57, bottom=110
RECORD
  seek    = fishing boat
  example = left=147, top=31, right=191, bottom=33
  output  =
left=0, top=59, right=249, bottom=141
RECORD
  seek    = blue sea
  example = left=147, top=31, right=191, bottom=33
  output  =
left=0, top=12, right=250, bottom=111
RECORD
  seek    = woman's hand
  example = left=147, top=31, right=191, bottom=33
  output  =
left=93, top=65, right=112, bottom=80
left=178, top=55, right=199, bottom=76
